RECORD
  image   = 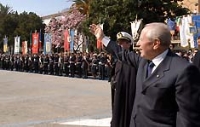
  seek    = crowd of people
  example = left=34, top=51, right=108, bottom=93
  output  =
left=0, top=51, right=115, bottom=80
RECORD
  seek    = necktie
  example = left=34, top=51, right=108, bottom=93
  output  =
left=147, top=61, right=155, bottom=78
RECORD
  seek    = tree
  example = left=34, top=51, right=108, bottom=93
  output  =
left=16, top=12, right=45, bottom=46
left=0, top=3, right=15, bottom=47
left=0, top=3, right=13, bottom=16
left=82, top=0, right=188, bottom=42
left=45, top=5, right=86, bottom=48
left=0, top=3, right=44, bottom=51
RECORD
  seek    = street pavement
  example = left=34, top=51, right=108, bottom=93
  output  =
left=0, top=70, right=112, bottom=127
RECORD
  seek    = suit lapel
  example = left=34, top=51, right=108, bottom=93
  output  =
left=143, top=60, right=149, bottom=82
left=142, top=51, right=173, bottom=92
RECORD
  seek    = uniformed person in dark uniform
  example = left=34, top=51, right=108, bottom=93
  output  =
left=24, top=55, right=29, bottom=72
left=49, top=54, right=54, bottom=75
left=98, top=52, right=107, bottom=80
left=14, top=54, right=20, bottom=71
left=91, top=53, right=99, bottom=79
left=81, top=53, right=90, bottom=78
left=43, top=54, right=49, bottom=74
left=10, top=54, right=15, bottom=71
left=63, top=52, right=70, bottom=77
left=28, top=54, right=33, bottom=72
left=33, top=54, right=39, bottom=73
left=1, top=54, right=5, bottom=70
left=0, top=54, right=2, bottom=69
left=58, top=53, right=64, bottom=76
left=4, top=54, right=10, bottom=70
left=69, top=53, right=76, bottom=77
left=39, top=54, right=44, bottom=74
left=54, top=53, right=59, bottom=76
left=76, top=52, right=83, bottom=78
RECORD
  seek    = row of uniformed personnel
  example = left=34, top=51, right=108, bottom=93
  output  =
left=0, top=52, right=113, bottom=79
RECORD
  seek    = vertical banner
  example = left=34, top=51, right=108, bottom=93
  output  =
left=78, top=34, right=83, bottom=52
left=22, top=41, right=28, bottom=55
left=44, top=33, right=52, bottom=54
left=3, top=36, right=8, bottom=53
left=85, top=36, right=89, bottom=53
left=130, top=19, right=142, bottom=43
left=70, top=29, right=75, bottom=53
left=64, top=29, right=70, bottom=52
left=192, top=15, right=200, bottom=48
left=32, top=32, right=39, bottom=54
left=14, top=36, right=20, bottom=54
left=179, top=17, right=189, bottom=47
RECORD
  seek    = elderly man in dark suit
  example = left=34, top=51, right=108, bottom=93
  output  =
left=90, top=22, right=200, bottom=127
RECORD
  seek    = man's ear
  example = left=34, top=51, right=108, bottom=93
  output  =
left=153, top=38, right=160, bottom=49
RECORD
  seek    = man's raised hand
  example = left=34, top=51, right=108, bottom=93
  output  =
left=89, top=24, right=104, bottom=41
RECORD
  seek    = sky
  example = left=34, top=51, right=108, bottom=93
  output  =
left=0, top=0, right=74, bottom=17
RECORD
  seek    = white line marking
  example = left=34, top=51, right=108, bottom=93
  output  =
left=58, top=117, right=111, bottom=126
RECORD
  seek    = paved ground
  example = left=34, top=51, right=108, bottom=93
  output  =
left=0, top=70, right=111, bottom=127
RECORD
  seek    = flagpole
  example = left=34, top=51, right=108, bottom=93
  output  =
left=39, top=29, right=42, bottom=53
left=30, top=31, right=32, bottom=54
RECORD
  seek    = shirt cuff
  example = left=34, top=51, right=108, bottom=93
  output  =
left=102, top=36, right=110, bottom=47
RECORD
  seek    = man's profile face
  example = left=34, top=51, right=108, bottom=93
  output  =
left=136, top=28, right=154, bottom=60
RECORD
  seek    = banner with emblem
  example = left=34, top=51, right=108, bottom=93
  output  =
left=78, top=34, right=83, bottom=52
left=22, top=41, right=28, bottom=55
left=32, top=32, right=39, bottom=54
left=130, top=18, right=143, bottom=43
left=70, top=29, right=75, bottom=53
left=64, top=29, right=70, bottom=52
left=14, top=36, right=20, bottom=54
left=44, top=33, right=52, bottom=54
left=3, top=36, right=8, bottom=53
left=192, top=15, right=200, bottom=48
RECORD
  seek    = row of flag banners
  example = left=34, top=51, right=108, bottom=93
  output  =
left=3, top=29, right=76, bottom=54
left=3, top=19, right=143, bottom=54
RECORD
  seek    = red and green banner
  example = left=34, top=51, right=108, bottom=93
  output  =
left=32, top=32, right=39, bottom=54
left=64, top=29, right=70, bottom=52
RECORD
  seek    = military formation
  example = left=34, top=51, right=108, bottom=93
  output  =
left=0, top=52, right=114, bottom=80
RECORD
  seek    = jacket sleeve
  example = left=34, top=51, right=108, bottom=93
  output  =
left=105, top=40, right=141, bottom=68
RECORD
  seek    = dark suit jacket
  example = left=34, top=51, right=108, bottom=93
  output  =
left=193, top=50, right=200, bottom=70
left=106, top=41, right=200, bottom=127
